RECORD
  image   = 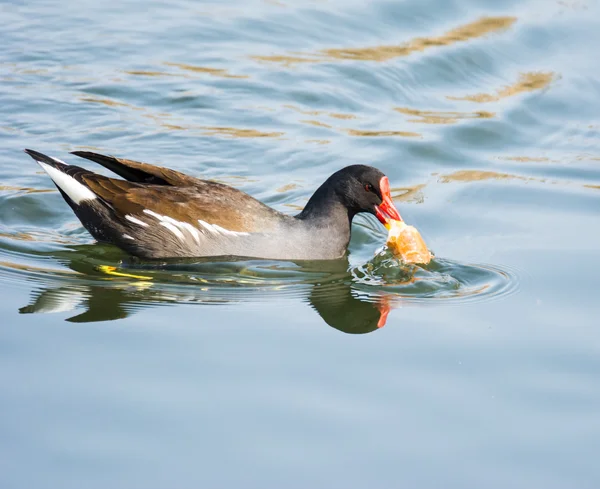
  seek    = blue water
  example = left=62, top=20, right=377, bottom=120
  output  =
left=2, top=0, right=600, bottom=487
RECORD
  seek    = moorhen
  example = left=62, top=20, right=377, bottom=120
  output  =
left=25, top=149, right=402, bottom=260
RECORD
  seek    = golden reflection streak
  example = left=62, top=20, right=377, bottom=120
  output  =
left=161, top=124, right=189, bottom=131
left=300, top=119, right=332, bottom=128
left=276, top=183, right=300, bottom=193
left=395, top=172, right=600, bottom=196
left=0, top=185, right=54, bottom=194
left=211, top=176, right=260, bottom=186
left=441, top=171, right=600, bottom=193
left=346, top=129, right=421, bottom=138
left=395, top=107, right=495, bottom=124
left=284, top=105, right=357, bottom=120
left=202, top=127, right=284, bottom=138
left=81, top=95, right=282, bottom=138
left=448, top=72, right=555, bottom=102
left=439, top=170, right=528, bottom=183
left=499, top=156, right=554, bottom=162
left=253, top=55, right=319, bottom=66
left=124, top=70, right=179, bottom=77
left=391, top=184, right=427, bottom=203
left=322, top=16, right=516, bottom=61
left=284, top=104, right=320, bottom=116
left=164, top=62, right=249, bottom=79
left=305, top=139, right=331, bottom=145
left=330, top=113, right=357, bottom=120
left=254, top=16, right=516, bottom=65
left=283, top=203, right=305, bottom=211
left=80, top=96, right=133, bottom=108
left=70, top=145, right=107, bottom=152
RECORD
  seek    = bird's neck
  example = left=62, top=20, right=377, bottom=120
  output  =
left=290, top=183, right=353, bottom=258
left=296, top=183, right=352, bottom=227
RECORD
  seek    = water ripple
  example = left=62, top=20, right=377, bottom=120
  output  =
left=0, top=219, right=519, bottom=333
left=352, top=248, right=518, bottom=305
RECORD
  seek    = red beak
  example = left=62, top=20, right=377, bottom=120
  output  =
left=374, top=176, right=402, bottom=226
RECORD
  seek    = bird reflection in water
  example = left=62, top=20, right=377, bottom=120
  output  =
left=18, top=245, right=397, bottom=334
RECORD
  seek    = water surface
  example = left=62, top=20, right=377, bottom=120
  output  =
left=1, top=0, right=600, bottom=487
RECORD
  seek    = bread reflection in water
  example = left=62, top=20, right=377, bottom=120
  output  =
left=18, top=248, right=394, bottom=334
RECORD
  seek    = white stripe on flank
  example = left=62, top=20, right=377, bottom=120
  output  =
left=159, top=215, right=201, bottom=243
left=196, top=219, right=218, bottom=235
left=125, top=215, right=149, bottom=227
left=123, top=234, right=135, bottom=240
left=213, top=223, right=249, bottom=237
left=143, top=209, right=163, bottom=220
left=178, top=222, right=202, bottom=244
left=142, top=209, right=247, bottom=242
left=198, top=219, right=249, bottom=237
left=37, top=161, right=96, bottom=204
left=161, top=215, right=186, bottom=228
left=159, top=221, right=185, bottom=242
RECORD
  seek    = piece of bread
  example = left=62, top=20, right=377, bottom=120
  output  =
left=386, top=221, right=432, bottom=265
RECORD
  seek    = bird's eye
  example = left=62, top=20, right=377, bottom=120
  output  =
left=364, top=183, right=374, bottom=192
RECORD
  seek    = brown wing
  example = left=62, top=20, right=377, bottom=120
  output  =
left=81, top=174, right=281, bottom=233
left=72, top=151, right=199, bottom=187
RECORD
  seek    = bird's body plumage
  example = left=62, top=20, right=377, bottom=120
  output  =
left=25, top=149, right=399, bottom=260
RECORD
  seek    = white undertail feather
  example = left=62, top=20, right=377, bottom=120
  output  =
left=37, top=161, right=96, bottom=204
